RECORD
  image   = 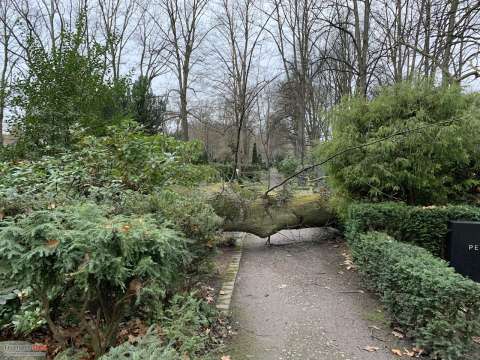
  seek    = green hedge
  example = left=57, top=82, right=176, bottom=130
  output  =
left=346, top=202, right=480, bottom=256
left=351, top=232, right=480, bottom=359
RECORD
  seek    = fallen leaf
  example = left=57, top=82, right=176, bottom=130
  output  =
left=391, top=348, right=403, bottom=356
left=392, top=330, right=405, bottom=339
left=403, top=348, right=415, bottom=357
left=120, top=224, right=131, bottom=233
left=363, top=346, right=379, bottom=352
left=473, top=336, right=480, bottom=344
left=221, top=356, right=232, bottom=360
left=412, top=347, right=424, bottom=356
left=219, top=290, right=226, bottom=295
left=341, top=251, right=357, bottom=271
left=278, top=284, right=287, bottom=289
left=128, top=334, right=137, bottom=343
left=46, top=239, right=60, bottom=249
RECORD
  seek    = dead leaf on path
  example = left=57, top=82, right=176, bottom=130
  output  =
left=341, top=251, right=357, bottom=271
left=392, top=330, right=405, bottom=339
left=473, top=336, right=480, bottom=344
left=221, top=356, right=232, bottom=360
left=403, top=348, right=415, bottom=357
left=412, top=347, right=424, bottom=356
left=363, top=346, right=379, bottom=352
left=368, top=325, right=381, bottom=331
left=278, top=284, right=287, bottom=289
left=391, top=348, right=403, bottom=356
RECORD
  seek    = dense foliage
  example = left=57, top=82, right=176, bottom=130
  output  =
left=0, top=121, right=214, bottom=216
left=100, top=293, right=222, bottom=359
left=0, top=203, right=190, bottom=355
left=317, top=81, right=480, bottom=205
left=11, top=20, right=129, bottom=154
left=277, top=155, right=300, bottom=178
left=130, top=76, right=168, bottom=135
left=345, top=202, right=480, bottom=256
left=0, top=11, right=226, bottom=360
left=0, top=119, right=221, bottom=358
left=350, top=232, right=480, bottom=360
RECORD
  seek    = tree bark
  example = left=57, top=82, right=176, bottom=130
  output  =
left=209, top=187, right=334, bottom=238
left=442, top=0, right=459, bottom=85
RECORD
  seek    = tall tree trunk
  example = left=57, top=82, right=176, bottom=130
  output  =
left=394, top=0, right=403, bottom=82
left=353, top=0, right=369, bottom=97
left=441, top=0, right=459, bottom=85
left=423, top=0, right=431, bottom=76
left=179, top=87, right=189, bottom=140
left=0, top=20, right=8, bottom=147
left=242, top=125, right=249, bottom=166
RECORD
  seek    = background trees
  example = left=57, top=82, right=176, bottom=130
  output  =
left=0, top=0, right=478, bottom=166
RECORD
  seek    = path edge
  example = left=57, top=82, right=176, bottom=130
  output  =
left=216, top=232, right=246, bottom=313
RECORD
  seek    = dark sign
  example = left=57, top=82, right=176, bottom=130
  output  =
left=447, top=221, right=480, bottom=282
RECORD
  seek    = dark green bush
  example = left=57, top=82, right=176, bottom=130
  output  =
left=122, top=189, right=222, bottom=256
left=346, top=202, right=480, bottom=256
left=277, top=155, right=300, bottom=178
left=350, top=232, right=480, bottom=360
left=316, top=81, right=480, bottom=205
left=11, top=21, right=128, bottom=153
left=0, top=121, right=215, bottom=217
left=0, top=203, right=190, bottom=355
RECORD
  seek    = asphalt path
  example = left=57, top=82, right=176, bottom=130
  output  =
left=227, top=228, right=410, bottom=360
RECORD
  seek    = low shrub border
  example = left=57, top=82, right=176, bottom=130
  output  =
left=350, top=231, right=480, bottom=359
left=346, top=202, right=480, bottom=256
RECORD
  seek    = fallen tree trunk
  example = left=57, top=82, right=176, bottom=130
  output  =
left=208, top=186, right=335, bottom=238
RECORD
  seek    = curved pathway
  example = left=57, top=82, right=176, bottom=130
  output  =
left=226, top=228, right=409, bottom=360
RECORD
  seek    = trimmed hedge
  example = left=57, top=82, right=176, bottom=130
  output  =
left=351, top=232, right=480, bottom=359
left=346, top=202, right=480, bottom=256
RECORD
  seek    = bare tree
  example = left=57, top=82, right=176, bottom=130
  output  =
left=136, top=5, right=170, bottom=85
left=0, top=0, right=22, bottom=145
left=212, top=0, right=271, bottom=175
left=97, top=0, right=140, bottom=80
left=159, top=0, right=209, bottom=141
left=270, top=0, right=337, bottom=164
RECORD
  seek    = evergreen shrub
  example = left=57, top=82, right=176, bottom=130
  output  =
left=346, top=202, right=480, bottom=256
left=351, top=232, right=480, bottom=360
